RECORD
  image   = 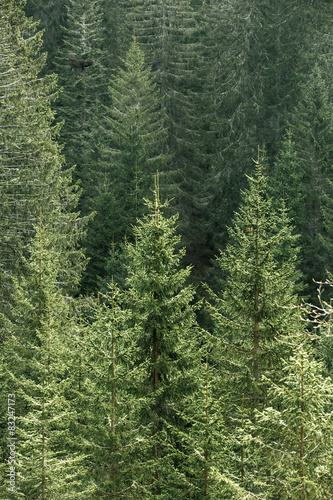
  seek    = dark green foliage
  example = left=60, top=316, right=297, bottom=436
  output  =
left=25, top=0, right=67, bottom=73
left=128, top=0, right=208, bottom=269
left=103, top=39, right=168, bottom=238
left=2, top=0, right=333, bottom=496
left=123, top=177, right=201, bottom=497
left=202, top=0, right=324, bottom=269
left=55, top=0, right=107, bottom=215
left=272, top=65, right=333, bottom=295
left=84, top=39, right=169, bottom=290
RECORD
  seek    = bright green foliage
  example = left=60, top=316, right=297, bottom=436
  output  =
left=79, top=282, right=134, bottom=497
left=86, top=39, right=169, bottom=289
left=56, top=0, right=107, bottom=215
left=272, top=130, right=306, bottom=221
left=187, top=336, right=234, bottom=499
left=254, top=328, right=333, bottom=499
left=207, top=152, right=302, bottom=488
left=0, top=0, right=86, bottom=315
left=123, top=177, right=200, bottom=497
left=2, top=220, right=91, bottom=499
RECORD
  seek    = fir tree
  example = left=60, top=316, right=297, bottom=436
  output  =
left=78, top=281, right=134, bottom=498
left=202, top=0, right=325, bottom=271
left=55, top=0, right=107, bottom=216
left=2, top=219, right=91, bottom=498
left=128, top=0, right=208, bottom=268
left=86, top=39, right=169, bottom=290
left=0, top=0, right=86, bottom=316
left=123, top=175, right=200, bottom=498
left=25, top=0, right=67, bottom=73
left=286, top=64, right=333, bottom=292
left=207, top=151, right=302, bottom=490
left=254, top=327, right=333, bottom=499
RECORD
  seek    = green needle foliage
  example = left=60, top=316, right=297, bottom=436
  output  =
left=286, top=64, right=333, bottom=292
left=87, top=39, right=169, bottom=290
left=254, top=327, right=333, bottom=499
left=3, top=220, right=91, bottom=499
left=80, top=282, right=134, bottom=498
left=123, top=176, right=200, bottom=498
left=0, top=0, right=86, bottom=317
left=56, top=0, right=107, bottom=215
left=207, top=151, right=302, bottom=490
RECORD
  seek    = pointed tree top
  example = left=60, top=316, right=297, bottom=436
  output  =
left=154, top=171, right=160, bottom=224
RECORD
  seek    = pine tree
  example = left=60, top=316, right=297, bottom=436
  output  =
left=123, top=175, right=200, bottom=498
left=187, top=332, right=234, bottom=499
left=206, top=151, right=302, bottom=490
left=85, top=39, right=169, bottom=290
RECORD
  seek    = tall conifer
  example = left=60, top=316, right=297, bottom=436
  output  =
left=207, top=151, right=302, bottom=489
left=56, top=0, right=107, bottom=216
left=86, top=39, right=169, bottom=290
left=123, top=176, right=200, bottom=497
left=2, top=220, right=90, bottom=498
left=0, top=0, right=86, bottom=315
left=254, top=327, right=333, bottom=499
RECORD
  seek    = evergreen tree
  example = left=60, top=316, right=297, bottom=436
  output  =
left=2, top=219, right=91, bottom=498
left=77, top=282, right=134, bottom=498
left=85, top=39, right=169, bottom=290
left=254, top=327, right=333, bottom=499
left=55, top=0, right=107, bottom=216
left=128, top=0, right=208, bottom=264
left=0, top=0, right=86, bottom=316
left=207, top=151, right=302, bottom=490
left=273, top=65, right=333, bottom=294
left=202, top=0, right=326, bottom=267
left=100, top=0, right=129, bottom=71
left=25, top=0, right=67, bottom=73
left=123, top=176, right=200, bottom=497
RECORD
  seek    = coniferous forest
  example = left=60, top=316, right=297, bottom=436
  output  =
left=1, top=0, right=333, bottom=498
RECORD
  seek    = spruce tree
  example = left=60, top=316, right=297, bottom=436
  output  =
left=77, top=281, right=134, bottom=498
left=207, top=151, right=302, bottom=490
left=123, top=176, right=200, bottom=498
left=25, top=0, right=67, bottom=73
left=0, top=0, right=86, bottom=316
left=86, top=39, right=169, bottom=290
left=254, top=327, right=333, bottom=499
left=55, top=0, right=107, bottom=216
left=128, top=0, right=208, bottom=266
left=272, top=65, right=333, bottom=295
left=2, top=219, right=91, bottom=499
left=202, top=0, right=326, bottom=268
